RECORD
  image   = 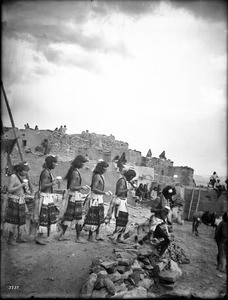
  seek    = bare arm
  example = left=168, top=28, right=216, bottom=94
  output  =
left=25, top=173, right=34, bottom=193
left=40, top=170, right=57, bottom=189
left=116, top=178, right=128, bottom=197
left=69, top=171, right=87, bottom=191
left=92, top=175, right=107, bottom=195
left=7, top=174, right=26, bottom=193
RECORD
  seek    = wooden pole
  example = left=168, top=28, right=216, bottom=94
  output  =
left=187, top=187, right=195, bottom=220
left=1, top=118, right=13, bottom=172
left=1, top=80, right=24, bottom=161
left=196, top=189, right=201, bottom=212
left=1, top=80, right=34, bottom=193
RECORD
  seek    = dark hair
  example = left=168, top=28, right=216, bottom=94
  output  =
left=43, top=155, right=57, bottom=169
left=93, top=161, right=109, bottom=175
left=13, top=161, right=30, bottom=174
left=64, top=155, right=87, bottom=185
left=162, top=185, right=176, bottom=199
left=124, top=169, right=136, bottom=181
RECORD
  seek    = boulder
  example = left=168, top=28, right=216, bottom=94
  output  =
left=103, top=277, right=116, bottom=295
left=158, top=269, right=181, bottom=283
left=80, top=273, right=97, bottom=298
left=117, top=266, right=126, bottom=274
left=138, top=278, right=153, bottom=290
left=147, top=292, right=160, bottom=298
left=158, top=280, right=177, bottom=290
left=173, top=287, right=192, bottom=298
left=138, top=257, right=151, bottom=265
left=125, top=249, right=138, bottom=257
left=91, top=257, right=104, bottom=267
left=91, top=265, right=106, bottom=274
left=129, top=270, right=141, bottom=285
left=154, top=261, right=167, bottom=273
left=131, top=259, right=143, bottom=271
left=121, top=269, right=133, bottom=280
left=101, top=260, right=118, bottom=269
left=118, top=258, right=132, bottom=266
left=123, top=286, right=147, bottom=298
left=110, top=290, right=128, bottom=298
left=91, top=288, right=108, bottom=298
left=108, top=271, right=122, bottom=282
left=169, top=259, right=182, bottom=277
left=116, top=252, right=135, bottom=264
left=114, top=282, right=128, bottom=293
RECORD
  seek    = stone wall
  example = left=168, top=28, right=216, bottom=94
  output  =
left=182, top=187, right=227, bottom=220
left=3, top=128, right=51, bottom=151
left=169, top=166, right=194, bottom=187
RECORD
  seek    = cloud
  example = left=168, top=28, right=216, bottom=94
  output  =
left=170, top=0, right=227, bottom=23
left=2, top=1, right=131, bottom=63
left=1, top=1, right=226, bottom=176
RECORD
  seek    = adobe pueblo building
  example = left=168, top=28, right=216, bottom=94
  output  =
left=2, top=126, right=227, bottom=220
left=3, top=127, right=194, bottom=187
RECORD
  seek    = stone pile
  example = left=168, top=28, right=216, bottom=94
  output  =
left=79, top=240, right=188, bottom=298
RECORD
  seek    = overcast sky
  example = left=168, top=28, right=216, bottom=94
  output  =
left=1, top=0, right=227, bottom=176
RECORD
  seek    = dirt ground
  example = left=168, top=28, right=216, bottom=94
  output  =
left=1, top=204, right=227, bottom=299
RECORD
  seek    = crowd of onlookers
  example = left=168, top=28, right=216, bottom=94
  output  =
left=24, top=123, right=67, bottom=133
left=54, top=125, right=67, bottom=133
left=135, top=183, right=161, bottom=202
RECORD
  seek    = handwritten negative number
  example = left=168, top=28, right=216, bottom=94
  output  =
left=8, top=285, right=19, bottom=290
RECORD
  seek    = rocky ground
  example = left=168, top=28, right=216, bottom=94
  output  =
left=1, top=204, right=227, bottom=299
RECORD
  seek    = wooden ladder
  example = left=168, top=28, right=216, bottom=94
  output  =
left=187, top=188, right=201, bottom=220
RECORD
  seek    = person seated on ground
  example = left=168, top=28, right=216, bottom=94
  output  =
left=150, top=186, right=158, bottom=200
left=135, top=183, right=144, bottom=201
left=143, top=184, right=149, bottom=200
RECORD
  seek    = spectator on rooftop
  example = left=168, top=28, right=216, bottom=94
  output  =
left=208, top=172, right=219, bottom=188
left=63, top=125, right=67, bottom=133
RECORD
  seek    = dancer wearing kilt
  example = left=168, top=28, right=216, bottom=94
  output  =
left=58, top=155, right=89, bottom=243
left=4, top=161, right=31, bottom=245
left=34, top=155, right=60, bottom=245
left=83, top=161, right=111, bottom=242
left=105, top=169, right=136, bottom=243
